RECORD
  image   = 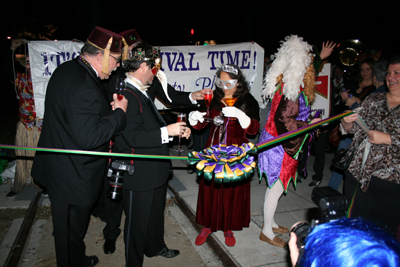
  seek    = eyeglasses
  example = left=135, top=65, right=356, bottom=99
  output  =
left=105, top=53, right=121, bottom=64
left=110, top=54, right=121, bottom=64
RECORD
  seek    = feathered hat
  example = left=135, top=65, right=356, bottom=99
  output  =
left=262, top=35, right=314, bottom=102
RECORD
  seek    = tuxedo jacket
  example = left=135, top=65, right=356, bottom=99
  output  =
left=31, top=57, right=126, bottom=205
left=113, top=82, right=181, bottom=192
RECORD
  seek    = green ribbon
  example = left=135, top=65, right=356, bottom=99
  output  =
left=0, top=111, right=353, bottom=164
left=0, top=144, right=187, bottom=160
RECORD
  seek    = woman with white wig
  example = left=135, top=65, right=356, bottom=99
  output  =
left=257, top=35, right=329, bottom=247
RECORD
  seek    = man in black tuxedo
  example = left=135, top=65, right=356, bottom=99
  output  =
left=100, top=32, right=212, bottom=257
left=31, top=26, right=128, bottom=267
left=111, top=42, right=192, bottom=266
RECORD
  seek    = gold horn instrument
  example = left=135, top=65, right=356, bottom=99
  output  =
left=333, top=39, right=366, bottom=72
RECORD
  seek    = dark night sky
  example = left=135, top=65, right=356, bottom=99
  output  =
left=0, top=0, right=396, bottom=122
left=0, top=1, right=397, bottom=63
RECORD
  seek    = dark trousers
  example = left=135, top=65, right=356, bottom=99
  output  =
left=311, top=132, right=327, bottom=181
left=123, top=183, right=167, bottom=267
left=103, top=194, right=124, bottom=240
left=95, top=169, right=124, bottom=241
left=297, top=132, right=327, bottom=181
left=344, top=170, right=400, bottom=235
left=50, top=198, right=92, bottom=267
left=92, top=174, right=109, bottom=221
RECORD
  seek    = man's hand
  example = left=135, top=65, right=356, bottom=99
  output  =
left=166, top=122, right=190, bottom=138
left=191, top=88, right=213, bottom=100
left=111, top=93, right=128, bottom=113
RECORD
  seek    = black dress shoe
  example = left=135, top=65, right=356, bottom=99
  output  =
left=103, top=239, right=116, bottom=254
left=157, top=246, right=180, bottom=258
left=308, top=180, right=321, bottom=187
left=84, top=255, right=99, bottom=267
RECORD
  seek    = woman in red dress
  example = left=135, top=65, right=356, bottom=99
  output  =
left=188, top=64, right=260, bottom=246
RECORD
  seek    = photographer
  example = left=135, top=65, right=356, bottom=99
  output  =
left=288, top=218, right=400, bottom=267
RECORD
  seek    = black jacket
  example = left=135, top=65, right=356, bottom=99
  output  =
left=112, top=82, right=178, bottom=192
left=31, top=57, right=126, bottom=205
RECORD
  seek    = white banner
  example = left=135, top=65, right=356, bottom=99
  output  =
left=29, top=40, right=84, bottom=118
left=29, top=41, right=264, bottom=117
left=157, top=42, right=264, bottom=109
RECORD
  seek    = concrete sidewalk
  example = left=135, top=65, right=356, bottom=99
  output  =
left=169, top=144, right=337, bottom=267
left=0, top=143, right=338, bottom=267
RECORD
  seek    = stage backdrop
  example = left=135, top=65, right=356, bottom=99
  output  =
left=28, top=41, right=264, bottom=118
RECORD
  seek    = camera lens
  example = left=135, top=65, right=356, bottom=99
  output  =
left=107, top=170, right=124, bottom=201
left=290, top=221, right=311, bottom=248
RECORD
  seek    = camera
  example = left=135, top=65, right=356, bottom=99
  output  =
left=107, top=160, right=135, bottom=201
left=290, top=186, right=348, bottom=248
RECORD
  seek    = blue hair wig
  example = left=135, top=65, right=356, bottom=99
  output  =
left=299, top=218, right=400, bottom=267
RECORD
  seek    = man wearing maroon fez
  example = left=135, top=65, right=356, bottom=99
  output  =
left=31, top=26, right=128, bottom=267
left=120, top=29, right=142, bottom=50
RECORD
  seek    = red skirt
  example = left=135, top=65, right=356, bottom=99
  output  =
left=195, top=176, right=251, bottom=232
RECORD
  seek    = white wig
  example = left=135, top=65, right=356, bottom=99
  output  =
left=262, top=35, right=313, bottom=102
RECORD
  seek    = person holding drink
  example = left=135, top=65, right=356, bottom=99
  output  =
left=31, top=26, right=128, bottom=267
left=175, top=113, right=187, bottom=152
left=111, top=42, right=193, bottom=266
left=188, top=64, right=260, bottom=246
left=100, top=35, right=213, bottom=255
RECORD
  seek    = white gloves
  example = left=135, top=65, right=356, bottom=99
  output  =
left=222, top=106, right=251, bottom=129
left=189, top=108, right=251, bottom=128
left=189, top=111, right=207, bottom=126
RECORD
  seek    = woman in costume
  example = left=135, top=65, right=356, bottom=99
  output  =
left=188, top=64, right=260, bottom=246
left=258, top=35, right=321, bottom=247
